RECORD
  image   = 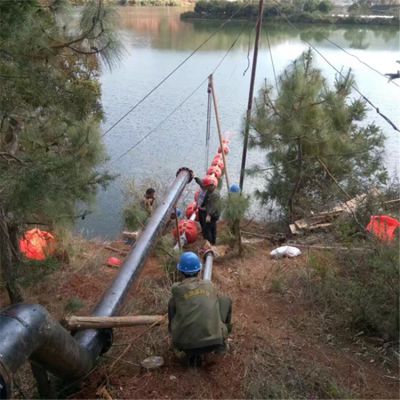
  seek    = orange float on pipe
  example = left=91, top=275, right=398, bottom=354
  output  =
left=202, top=175, right=218, bottom=187
left=185, top=202, right=199, bottom=221
left=172, top=220, right=198, bottom=244
left=211, top=156, right=224, bottom=170
left=218, top=144, right=230, bottom=155
left=207, top=165, right=222, bottom=179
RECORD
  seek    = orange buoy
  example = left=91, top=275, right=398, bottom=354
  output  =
left=218, top=144, right=230, bottom=155
left=172, top=220, right=198, bottom=244
left=202, top=175, right=218, bottom=187
left=107, top=257, right=122, bottom=267
left=207, top=165, right=222, bottom=179
left=185, top=202, right=199, bottom=221
left=211, top=156, right=224, bottom=170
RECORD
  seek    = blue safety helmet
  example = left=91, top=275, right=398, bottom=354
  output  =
left=177, top=252, right=202, bottom=275
left=229, top=183, right=241, bottom=193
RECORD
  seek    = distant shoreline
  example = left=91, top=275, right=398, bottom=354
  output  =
left=180, top=12, right=400, bottom=27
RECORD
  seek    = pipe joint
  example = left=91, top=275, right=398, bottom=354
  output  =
left=176, top=167, right=193, bottom=182
left=202, top=249, right=214, bottom=261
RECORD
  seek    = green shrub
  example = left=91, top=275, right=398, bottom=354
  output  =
left=123, top=202, right=148, bottom=231
left=64, top=297, right=85, bottom=313
left=318, top=0, right=333, bottom=13
left=306, top=240, right=399, bottom=340
left=16, top=257, right=61, bottom=288
left=122, top=178, right=164, bottom=231
left=222, top=193, right=250, bottom=227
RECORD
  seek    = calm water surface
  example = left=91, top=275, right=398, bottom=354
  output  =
left=77, top=7, right=400, bottom=238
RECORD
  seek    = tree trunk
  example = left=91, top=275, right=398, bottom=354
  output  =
left=0, top=209, right=23, bottom=304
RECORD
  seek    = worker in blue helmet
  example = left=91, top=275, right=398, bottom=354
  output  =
left=168, top=251, right=232, bottom=367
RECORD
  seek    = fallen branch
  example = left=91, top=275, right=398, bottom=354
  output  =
left=64, top=315, right=164, bottom=330
left=288, top=243, right=373, bottom=252
left=105, top=245, right=129, bottom=256
left=96, top=386, right=113, bottom=400
left=122, top=231, right=139, bottom=240
left=241, top=230, right=273, bottom=239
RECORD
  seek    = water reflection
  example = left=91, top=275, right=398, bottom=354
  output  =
left=343, top=29, right=369, bottom=49
left=117, top=7, right=399, bottom=51
left=77, top=7, right=399, bottom=238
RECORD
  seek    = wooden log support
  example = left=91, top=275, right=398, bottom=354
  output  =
left=64, top=315, right=165, bottom=330
left=105, top=245, right=129, bottom=256
left=122, top=231, right=139, bottom=240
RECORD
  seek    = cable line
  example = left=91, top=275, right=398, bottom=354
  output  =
left=322, top=36, right=400, bottom=88
left=101, top=1, right=252, bottom=138
left=266, top=29, right=279, bottom=95
left=205, top=81, right=212, bottom=173
left=270, top=1, right=400, bottom=133
left=268, top=0, right=399, bottom=88
left=111, top=27, right=246, bottom=163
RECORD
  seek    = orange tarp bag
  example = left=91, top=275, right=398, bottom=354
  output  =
left=366, top=215, right=400, bottom=242
left=19, top=228, right=56, bottom=261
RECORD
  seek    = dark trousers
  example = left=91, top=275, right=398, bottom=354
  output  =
left=198, top=209, right=218, bottom=245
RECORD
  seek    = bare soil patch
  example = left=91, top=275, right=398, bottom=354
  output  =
left=1, top=234, right=398, bottom=399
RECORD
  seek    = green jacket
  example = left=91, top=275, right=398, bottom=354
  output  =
left=169, top=278, right=228, bottom=351
left=194, top=177, right=221, bottom=219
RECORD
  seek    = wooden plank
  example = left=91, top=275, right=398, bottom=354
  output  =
left=289, top=224, right=298, bottom=235
left=288, top=243, right=372, bottom=252
left=64, top=315, right=165, bottom=330
left=122, top=231, right=139, bottom=240
left=105, top=245, right=129, bottom=256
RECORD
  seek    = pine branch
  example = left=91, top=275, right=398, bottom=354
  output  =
left=50, top=1, right=103, bottom=49
left=0, top=152, right=23, bottom=164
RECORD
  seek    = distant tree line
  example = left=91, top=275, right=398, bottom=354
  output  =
left=189, top=0, right=334, bottom=18
left=181, top=0, right=399, bottom=24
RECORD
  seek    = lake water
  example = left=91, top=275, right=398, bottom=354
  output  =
left=77, top=7, right=400, bottom=239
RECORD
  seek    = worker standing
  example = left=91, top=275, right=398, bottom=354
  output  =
left=194, top=175, right=221, bottom=245
left=142, top=188, right=156, bottom=216
left=168, top=252, right=232, bottom=367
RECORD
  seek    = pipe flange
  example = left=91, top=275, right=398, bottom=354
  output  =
left=176, top=167, right=194, bottom=183
left=203, top=249, right=214, bottom=261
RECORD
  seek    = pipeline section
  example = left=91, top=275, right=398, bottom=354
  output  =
left=202, top=250, right=214, bottom=281
left=0, top=167, right=193, bottom=398
left=75, top=167, right=193, bottom=356
left=0, top=304, right=93, bottom=399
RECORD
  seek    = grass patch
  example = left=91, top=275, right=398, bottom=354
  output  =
left=64, top=297, right=85, bottom=313
left=245, top=346, right=352, bottom=399
left=304, top=240, right=399, bottom=340
left=16, top=257, right=61, bottom=288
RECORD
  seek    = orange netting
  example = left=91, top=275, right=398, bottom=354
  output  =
left=19, top=228, right=56, bottom=261
left=366, top=215, right=400, bottom=242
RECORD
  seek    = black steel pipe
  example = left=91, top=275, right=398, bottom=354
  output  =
left=203, top=250, right=214, bottom=281
left=0, top=304, right=93, bottom=398
left=74, top=167, right=193, bottom=357
left=0, top=168, right=192, bottom=398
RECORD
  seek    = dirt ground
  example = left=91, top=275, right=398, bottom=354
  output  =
left=2, top=232, right=399, bottom=399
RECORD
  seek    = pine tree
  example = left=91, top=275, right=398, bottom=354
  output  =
left=0, top=0, right=121, bottom=303
left=249, top=49, right=387, bottom=222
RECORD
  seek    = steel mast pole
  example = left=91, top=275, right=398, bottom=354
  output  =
left=239, top=0, right=264, bottom=191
